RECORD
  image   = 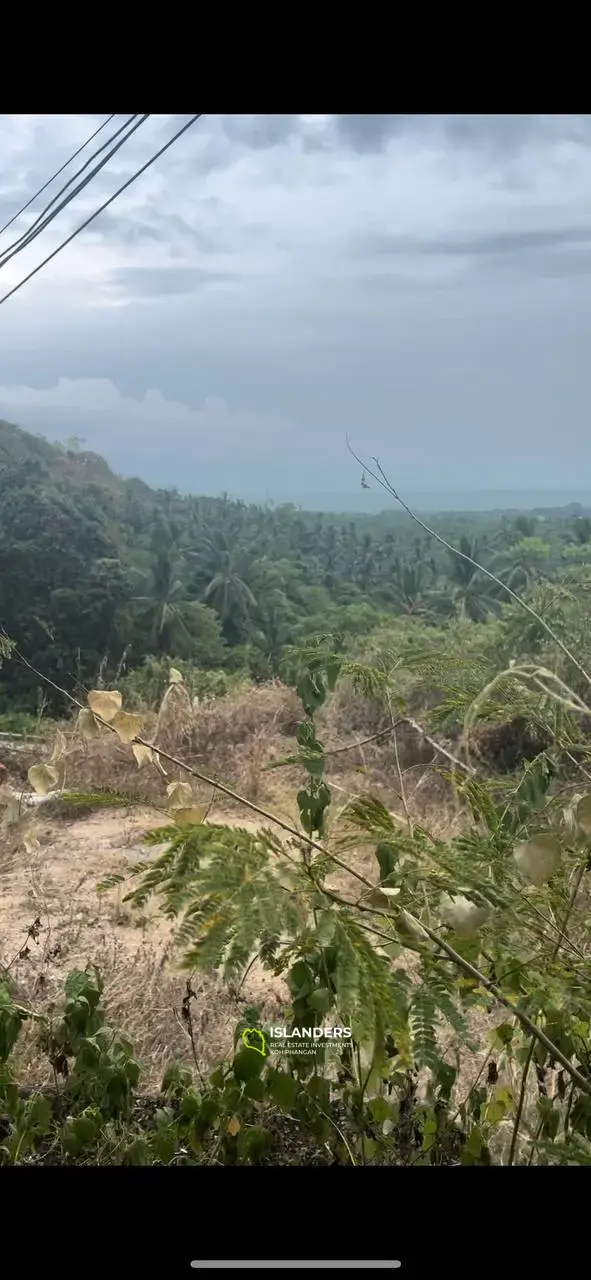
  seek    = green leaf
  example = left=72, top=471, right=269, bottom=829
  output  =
left=96, top=873, right=126, bottom=894
left=368, top=1096, right=391, bottom=1124
left=513, top=835, right=561, bottom=887
left=576, top=794, right=591, bottom=837
left=243, top=1076, right=267, bottom=1101
left=490, top=1022, right=514, bottom=1049
left=238, top=1124, right=273, bottom=1162
left=267, top=1070, right=298, bottom=1111
left=233, top=1048, right=265, bottom=1083
left=315, top=910, right=337, bottom=946
left=375, top=841, right=398, bottom=886
left=334, top=924, right=360, bottom=1012
left=308, top=987, right=332, bottom=1015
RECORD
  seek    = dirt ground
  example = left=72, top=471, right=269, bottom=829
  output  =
left=0, top=800, right=292, bottom=1090
left=0, top=691, right=503, bottom=1120
left=1, top=792, right=503, bottom=1118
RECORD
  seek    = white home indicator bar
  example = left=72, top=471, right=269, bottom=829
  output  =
left=190, top=1264, right=402, bottom=1271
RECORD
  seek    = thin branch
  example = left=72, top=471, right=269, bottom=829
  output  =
left=9, top=644, right=375, bottom=895
left=402, top=715, right=475, bottom=776
left=10, top=642, right=591, bottom=1102
left=323, top=725, right=399, bottom=757
left=346, top=440, right=591, bottom=689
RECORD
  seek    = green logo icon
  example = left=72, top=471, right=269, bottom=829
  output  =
left=242, top=1028, right=267, bottom=1056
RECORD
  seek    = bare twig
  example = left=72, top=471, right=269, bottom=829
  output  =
left=346, top=440, right=591, bottom=690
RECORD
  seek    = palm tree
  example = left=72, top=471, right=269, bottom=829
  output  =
left=194, top=531, right=258, bottom=643
left=491, top=536, right=550, bottom=594
left=380, top=560, right=432, bottom=616
left=446, top=536, right=498, bottom=622
left=132, top=550, right=199, bottom=655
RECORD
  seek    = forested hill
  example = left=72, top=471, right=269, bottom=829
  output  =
left=2, top=417, right=591, bottom=715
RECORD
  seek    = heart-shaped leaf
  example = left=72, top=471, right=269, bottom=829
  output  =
left=513, top=834, right=561, bottom=887
left=166, top=781, right=194, bottom=811
left=440, top=893, right=491, bottom=938
left=28, top=762, right=63, bottom=796
left=111, top=711, right=143, bottom=744
left=77, top=708, right=101, bottom=739
left=132, top=743, right=154, bottom=769
left=87, top=690, right=122, bottom=723
left=174, top=806, right=206, bottom=824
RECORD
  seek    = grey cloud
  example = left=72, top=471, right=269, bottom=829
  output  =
left=108, top=266, right=241, bottom=298
left=220, top=114, right=300, bottom=149
left=335, top=113, right=591, bottom=155
left=3, top=112, right=591, bottom=501
left=94, top=210, right=218, bottom=253
left=360, top=224, right=591, bottom=261
left=334, top=115, right=411, bottom=152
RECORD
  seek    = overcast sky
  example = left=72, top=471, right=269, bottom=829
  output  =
left=1, top=113, right=591, bottom=506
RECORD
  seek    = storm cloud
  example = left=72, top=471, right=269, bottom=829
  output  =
left=0, top=113, right=590, bottom=503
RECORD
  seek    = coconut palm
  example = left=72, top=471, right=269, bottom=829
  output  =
left=194, top=531, right=258, bottom=643
left=132, top=550, right=201, bottom=655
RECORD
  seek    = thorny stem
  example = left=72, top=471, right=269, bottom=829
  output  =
left=346, top=440, right=591, bottom=690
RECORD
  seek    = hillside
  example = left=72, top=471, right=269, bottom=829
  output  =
left=2, top=418, right=591, bottom=1171
left=3, top=416, right=591, bottom=720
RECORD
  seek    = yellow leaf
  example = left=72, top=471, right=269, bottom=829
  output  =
left=174, top=806, right=206, bottom=824
left=49, top=730, right=67, bottom=764
left=77, top=708, right=101, bottom=740
left=87, top=689, right=122, bottom=723
left=132, top=743, right=154, bottom=769
left=169, top=667, right=184, bottom=685
left=23, top=826, right=41, bottom=854
left=227, top=1115, right=241, bottom=1137
left=52, top=758, right=66, bottom=790
left=111, top=711, right=143, bottom=744
left=28, top=763, right=61, bottom=796
left=166, top=781, right=194, bottom=811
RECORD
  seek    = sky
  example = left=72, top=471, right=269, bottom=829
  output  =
left=1, top=112, right=591, bottom=508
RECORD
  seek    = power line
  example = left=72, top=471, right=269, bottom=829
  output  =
left=0, top=114, right=116, bottom=237
left=1, top=114, right=137, bottom=259
left=0, top=115, right=149, bottom=271
left=0, top=115, right=203, bottom=309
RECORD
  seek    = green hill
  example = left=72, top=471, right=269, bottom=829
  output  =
left=2, top=417, right=591, bottom=716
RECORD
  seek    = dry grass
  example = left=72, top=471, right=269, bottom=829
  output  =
left=1, top=677, right=510, bottom=1138
left=1, top=804, right=288, bottom=1091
